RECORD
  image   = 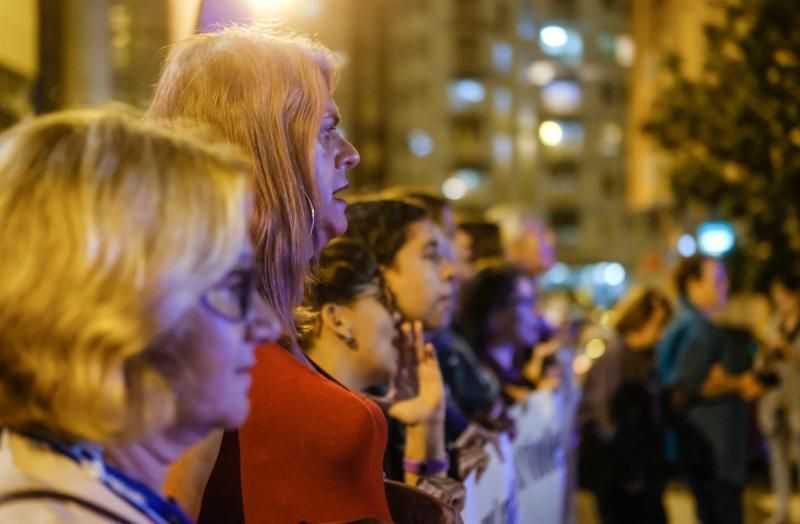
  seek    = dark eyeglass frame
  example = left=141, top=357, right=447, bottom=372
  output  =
left=200, top=267, right=257, bottom=322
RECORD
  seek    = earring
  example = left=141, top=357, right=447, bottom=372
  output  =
left=303, top=190, right=316, bottom=240
left=343, top=334, right=358, bottom=350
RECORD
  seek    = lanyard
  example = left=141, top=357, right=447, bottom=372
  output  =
left=18, top=431, right=193, bottom=524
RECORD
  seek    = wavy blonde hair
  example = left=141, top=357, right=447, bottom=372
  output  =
left=147, top=25, right=338, bottom=334
left=0, top=108, right=250, bottom=444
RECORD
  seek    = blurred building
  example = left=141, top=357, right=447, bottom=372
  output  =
left=4, top=0, right=644, bottom=266
left=0, top=0, right=38, bottom=127
left=268, top=0, right=638, bottom=265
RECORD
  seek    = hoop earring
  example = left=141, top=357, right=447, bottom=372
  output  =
left=304, top=190, right=316, bottom=240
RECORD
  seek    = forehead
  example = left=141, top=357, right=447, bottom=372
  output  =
left=404, top=218, right=441, bottom=246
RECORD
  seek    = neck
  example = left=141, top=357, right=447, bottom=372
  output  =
left=106, top=423, right=209, bottom=492
left=307, top=332, right=372, bottom=391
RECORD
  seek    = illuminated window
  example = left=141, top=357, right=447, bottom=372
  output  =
left=526, top=61, right=557, bottom=86
left=493, top=133, right=513, bottom=165
left=539, top=24, right=583, bottom=61
left=493, top=88, right=512, bottom=116
left=448, top=79, right=486, bottom=111
left=541, top=80, right=582, bottom=114
left=538, top=120, right=584, bottom=155
left=493, top=41, right=513, bottom=72
left=597, top=122, right=623, bottom=156
left=407, top=129, right=434, bottom=157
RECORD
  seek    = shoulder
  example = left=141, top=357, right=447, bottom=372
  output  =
left=0, top=432, right=149, bottom=524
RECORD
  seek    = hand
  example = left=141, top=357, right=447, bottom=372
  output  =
left=453, top=441, right=490, bottom=482
left=416, top=476, right=466, bottom=512
left=701, top=363, right=735, bottom=397
left=454, top=422, right=501, bottom=458
left=738, top=371, right=764, bottom=401
left=386, top=321, right=445, bottom=425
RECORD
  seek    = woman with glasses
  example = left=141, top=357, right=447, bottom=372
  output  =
left=0, top=109, right=279, bottom=523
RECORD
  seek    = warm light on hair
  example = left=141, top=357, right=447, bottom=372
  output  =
left=0, top=108, right=250, bottom=444
left=147, top=24, right=339, bottom=333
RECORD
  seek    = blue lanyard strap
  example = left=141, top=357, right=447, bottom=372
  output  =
left=18, top=431, right=193, bottom=524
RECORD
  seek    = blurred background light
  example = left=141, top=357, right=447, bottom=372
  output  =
left=539, top=25, right=583, bottom=60
left=586, top=338, right=606, bottom=359
left=697, top=221, right=735, bottom=256
left=442, top=177, right=467, bottom=200
left=540, top=25, right=568, bottom=48
left=448, top=79, right=486, bottom=110
left=539, top=120, right=564, bottom=146
left=527, top=61, right=556, bottom=85
left=493, top=41, right=513, bottom=72
left=615, top=34, right=635, bottom=67
left=541, top=80, right=582, bottom=113
left=407, top=129, right=433, bottom=157
left=493, top=133, right=513, bottom=164
left=603, top=262, right=626, bottom=286
left=249, top=0, right=294, bottom=15
left=442, top=169, right=482, bottom=201
left=493, top=87, right=512, bottom=115
left=678, top=234, right=698, bottom=257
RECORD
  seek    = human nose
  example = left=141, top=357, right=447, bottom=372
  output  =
left=337, top=137, right=360, bottom=170
left=245, top=293, right=282, bottom=344
left=440, top=257, right=455, bottom=282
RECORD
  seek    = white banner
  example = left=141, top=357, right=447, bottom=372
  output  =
left=509, top=390, right=569, bottom=524
left=461, top=389, right=572, bottom=524
left=460, top=433, right=518, bottom=524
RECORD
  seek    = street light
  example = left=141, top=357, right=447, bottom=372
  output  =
left=697, top=221, right=735, bottom=257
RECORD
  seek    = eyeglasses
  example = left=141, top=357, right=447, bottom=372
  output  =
left=200, top=267, right=257, bottom=322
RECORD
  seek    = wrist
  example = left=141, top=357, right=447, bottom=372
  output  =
left=403, top=457, right=450, bottom=476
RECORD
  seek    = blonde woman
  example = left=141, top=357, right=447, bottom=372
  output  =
left=148, top=27, right=403, bottom=523
left=0, top=109, right=279, bottom=523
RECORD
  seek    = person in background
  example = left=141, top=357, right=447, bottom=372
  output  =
left=657, top=254, right=763, bottom=524
left=390, top=191, right=504, bottom=429
left=578, top=287, right=673, bottom=524
left=296, top=238, right=465, bottom=518
left=345, top=199, right=496, bottom=484
left=0, top=109, right=279, bottom=522
left=455, top=220, right=505, bottom=271
left=148, top=26, right=403, bottom=524
left=487, top=206, right=557, bottom=277
left=459, top=264, right=544, bottom=403
left=757, top=272, right=800, bottom=524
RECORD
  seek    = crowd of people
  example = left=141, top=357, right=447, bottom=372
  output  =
left=0, top=23, right=798, bottom=524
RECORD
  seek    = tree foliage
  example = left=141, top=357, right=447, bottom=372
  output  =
left=645, top=0, right=800, bottom=289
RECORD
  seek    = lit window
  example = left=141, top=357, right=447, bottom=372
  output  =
left=448, top=79, right=486, bottom=111
left=442, top=169, right=483, bottom=200
left=615, top=34, right=635, bottom=67
left=493, top=41, right=513, bottom=72
left=539, top=24, right=583, bottom=61
left=493, top=133, right=513, bottom=165
left=493, top=88, right=512, bottom=116
left=597, top=122, right=623, bottom=156
left=539, top=120, right=584, bottom=156
left=541, top=80, right=582, bottom=114
left=517, top=104, right=536, bottom=130
left=526, top=61, right=556, bottom=86
left=407, top=129, right=434, bottom=157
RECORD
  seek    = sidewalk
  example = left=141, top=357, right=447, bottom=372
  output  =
left=577, top=483, right=793, bottom=523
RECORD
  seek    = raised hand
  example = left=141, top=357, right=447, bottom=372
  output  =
left=388, top=321, right=445, bottom=425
